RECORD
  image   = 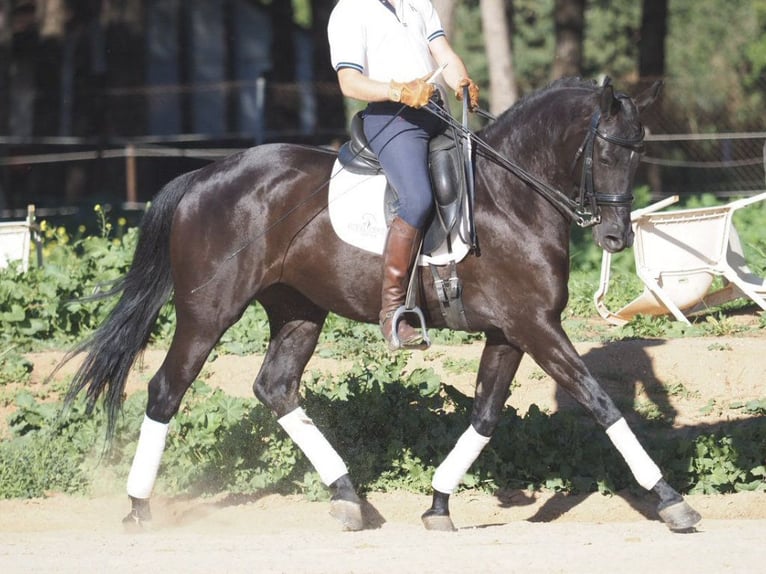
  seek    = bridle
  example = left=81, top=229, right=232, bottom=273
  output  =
left=424, top=93, right=646, bottom=228
left=571, top=105, right=645, bottom=226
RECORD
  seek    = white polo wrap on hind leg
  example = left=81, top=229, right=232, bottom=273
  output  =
left=278, top=407, right=348, bottom=486
left=606, top=417, right=662, bottom=490
left=432, top=425, right=491, bottom=494
left=127, top=415, right=170, bottom=499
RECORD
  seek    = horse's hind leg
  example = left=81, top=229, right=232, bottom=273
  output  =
left=123, top=310, right=241, bottom=530
left=527, top=324, right=701, bottom=532
left=253, top=289, right=363, bottom=531
left=423, top=331, right=523, bottom=531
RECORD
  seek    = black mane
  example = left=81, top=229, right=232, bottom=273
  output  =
left=478, top=77, right=600, bottom=141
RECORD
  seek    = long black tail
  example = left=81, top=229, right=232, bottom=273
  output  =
left=61, top=174, right=191, bottom=438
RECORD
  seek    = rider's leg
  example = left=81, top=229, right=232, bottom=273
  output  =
left=379, top=216, right=424, bottom=348
left=363, top=105, right=442, bottom=350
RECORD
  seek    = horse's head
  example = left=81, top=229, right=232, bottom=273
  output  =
left=576, top=78, right=663, bottom=252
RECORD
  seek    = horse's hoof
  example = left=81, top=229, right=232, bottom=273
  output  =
left=122, top=509, right=149, bottom=533
left=658, top=500, right=702, bottom=532
left=329, top=498, right=364, bottom=531
left=421, top=510, right=457, bottom=532
left=123, top=496, right=152, bottom=533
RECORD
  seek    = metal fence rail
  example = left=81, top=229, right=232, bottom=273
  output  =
left=2, top=131, right=763, bottom=218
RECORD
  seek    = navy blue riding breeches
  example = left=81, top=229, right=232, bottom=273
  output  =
left=362, top=103, right=444, bottom=229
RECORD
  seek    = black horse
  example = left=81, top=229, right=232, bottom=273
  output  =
left=62, top=77, right=700, bottom=533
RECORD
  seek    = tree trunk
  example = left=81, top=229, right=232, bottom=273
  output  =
left=102, top=0, right=145, bottom=137
left=312, top=0, right=345, bottom=141
left=639, top=0, right=667, bottom=79
left=551, top=0, right=584, bottom=80
left=433, top=0, right=457, bottom=39
left=638, top=0, right=668, bottom=196
left=0, top=0, right=11, bottom=136
left=479, top=0, right=517, bottom=114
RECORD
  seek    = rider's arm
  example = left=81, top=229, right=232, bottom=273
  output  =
left=428, top=36, right=471, bottom=93
left=336, top=68, right=392, bottom=103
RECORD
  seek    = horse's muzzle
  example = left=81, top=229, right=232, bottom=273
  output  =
left=594, top=222, right=633, bottom=253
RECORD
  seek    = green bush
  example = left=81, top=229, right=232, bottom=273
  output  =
left=0, top=433, right=89, bottom=498
left=0, top=200, right=764, bottom=499
left=2, top=195, right=764, bottom=351
left=0, top=350, right=33, bottom=386
left=0, top=392, right=98, bottom=498
left=1, top=341, right=764, bottom=500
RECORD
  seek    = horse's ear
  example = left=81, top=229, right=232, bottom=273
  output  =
left=599, top=77, right=618, bottom=119
left=634, top=80, right=664, bottom=113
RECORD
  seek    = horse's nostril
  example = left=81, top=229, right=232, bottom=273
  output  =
left=599, top=232, right=627, bottom=253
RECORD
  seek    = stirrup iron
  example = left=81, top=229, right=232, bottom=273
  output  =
left=388, top=305, right=431, bottom=350
left=389, top=252, right=431, bottom=350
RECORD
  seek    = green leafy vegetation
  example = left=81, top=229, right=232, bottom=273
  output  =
left=453, top=0, right=766, bottom=132
left=3, top=348, right=764, bottom=500
left=0, top=202, right=764, bottom=500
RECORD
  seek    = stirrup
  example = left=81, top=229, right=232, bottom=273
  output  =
left=388, top=305, right=431, bottom=350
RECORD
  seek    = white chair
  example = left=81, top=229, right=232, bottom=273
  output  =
left=595, top=192, right=766, bottom=325
left=0, top=205, right=42, bottom=272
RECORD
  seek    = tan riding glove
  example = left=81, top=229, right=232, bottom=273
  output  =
left=456, top=78, right=480, bottom=111
left=388, top=77, right=435, bottom=109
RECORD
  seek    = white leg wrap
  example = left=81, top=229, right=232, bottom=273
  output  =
left=278, top=407, right=348, bottom=486
left=432, top=425, right=491, bottom=494
left=606, top=417, right=662, bottom=490
left=126, top=415, right=170, bottom=499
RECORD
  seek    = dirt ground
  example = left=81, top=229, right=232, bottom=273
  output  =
left=1, top=333, right=765, bottom=573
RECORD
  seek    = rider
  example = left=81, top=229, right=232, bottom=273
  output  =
left=328, top=0, right=479, bottom=351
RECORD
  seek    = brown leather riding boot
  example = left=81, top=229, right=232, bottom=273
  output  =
left=379, top=217, right=425, bottom=350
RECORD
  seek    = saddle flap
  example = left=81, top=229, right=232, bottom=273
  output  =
left=424, top=132, right=465, bottom=253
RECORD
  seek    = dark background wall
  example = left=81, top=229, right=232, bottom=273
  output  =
left=0, top=0, right=345, bottom=215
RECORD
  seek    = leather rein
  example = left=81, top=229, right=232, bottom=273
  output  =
left=424, top=99, right=645, bottom=228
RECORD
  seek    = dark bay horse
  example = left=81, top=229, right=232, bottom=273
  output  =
left=62, top=78, right=701, bottom=533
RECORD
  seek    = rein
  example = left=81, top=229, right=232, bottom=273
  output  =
left=188, top=85, right=643, bottom=295
left=424, top=98, right=645, bottom=228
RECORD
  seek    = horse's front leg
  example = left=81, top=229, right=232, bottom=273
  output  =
left=422, top=332, right=522, bottom=531
left=528, top=323, right=701, bottom=532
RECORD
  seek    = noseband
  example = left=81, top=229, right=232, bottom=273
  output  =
left=572, top=108, right=645, bottom=227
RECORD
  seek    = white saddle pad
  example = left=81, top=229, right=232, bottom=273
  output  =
left=328, top=159, right=471, bottom=266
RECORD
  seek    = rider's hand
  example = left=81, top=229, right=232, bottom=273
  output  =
left=456, top=78, right=480, bottom=111
left=388, top=77, right=435, bottom=109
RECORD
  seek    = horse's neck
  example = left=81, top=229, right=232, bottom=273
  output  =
left=484, top=123, right=571, bottom=185
left=478, top=105, right=583, bottom=220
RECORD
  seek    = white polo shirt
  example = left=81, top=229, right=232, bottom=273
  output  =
left=328, top=0, right=445, bottom=84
